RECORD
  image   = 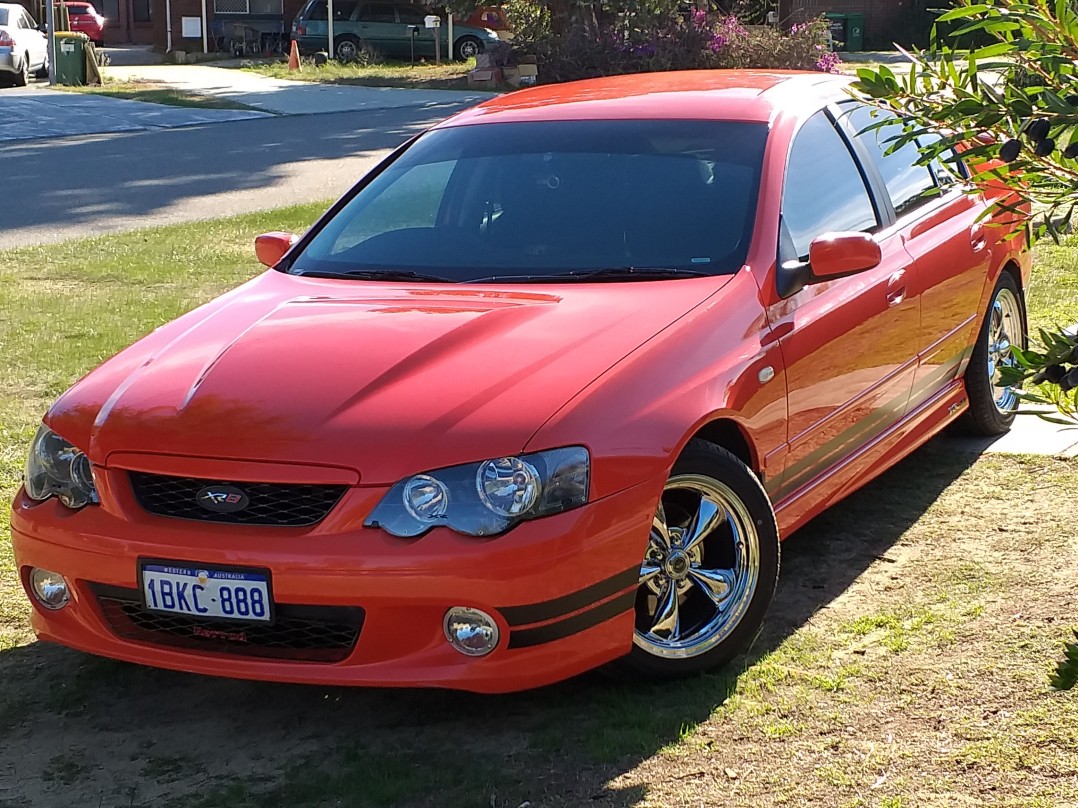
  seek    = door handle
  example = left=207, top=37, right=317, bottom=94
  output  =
left=886, top=268, right=907, bottom=305
left=971, top=223, right=988, bottom=253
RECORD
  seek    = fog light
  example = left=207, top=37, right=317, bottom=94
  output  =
left=29, top=567, right=70, bottom=610
left=443, top=607, right=499, bottom=656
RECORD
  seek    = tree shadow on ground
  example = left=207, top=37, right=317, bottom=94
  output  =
left=0, top=437, right=983, bottom=808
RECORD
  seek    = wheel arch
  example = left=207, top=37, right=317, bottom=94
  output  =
left=682, top=417, right=760, bottom=477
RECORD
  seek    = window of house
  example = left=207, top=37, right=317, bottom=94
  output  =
left=783, top=111, right=879, bottom=259
left=99, top=0, right=118, bottom=24
left=248, top=0, right=284, bottom=13
left=132, top=0, right=151, bottom=22
left=214, top=0, right=249, bottom=14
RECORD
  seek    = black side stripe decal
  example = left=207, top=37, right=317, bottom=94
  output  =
left=507, top=590, right=636, bottom=649
left=499, top=565, right=639, bottom=627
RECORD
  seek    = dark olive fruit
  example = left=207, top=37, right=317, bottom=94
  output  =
left=1033, top=138, right=1056, bottom=157
left=1026, top=118, right=1051, bottom=140
left=1060, top=366, right=1078, bottom=393
left=1037, top=364, right=1069, bottom=384
left=1065, top=143, right=1078, bottom=160
left=1000, top=139, right=1023, bottom=162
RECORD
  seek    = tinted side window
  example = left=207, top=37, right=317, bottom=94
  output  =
left=333, top=1, right=357, bottom=19
left=0, top=9, right=8, bottom=26
left=306, top=0, right=327, bottom=19
left=360, top=2, right=396, bottom=21
left=847, top=104, right=937, bottom=217
left=396, top=5, right=424, bottom=24
left=917, top=130, right=967, bottom=188
left=783, top=112, right=879, bottom=259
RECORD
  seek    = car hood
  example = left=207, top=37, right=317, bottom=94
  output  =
left=48, top=270, right=731, bottom=484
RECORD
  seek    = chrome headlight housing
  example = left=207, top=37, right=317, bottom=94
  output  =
left=366, top=446, right=589, bottom=538
left=24, top=425, right=99, bottom=509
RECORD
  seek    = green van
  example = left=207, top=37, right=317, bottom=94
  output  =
left=291, top=0, right=501, bottom=61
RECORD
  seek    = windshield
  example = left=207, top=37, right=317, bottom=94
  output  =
left=290, top=119, right=768, bottom=283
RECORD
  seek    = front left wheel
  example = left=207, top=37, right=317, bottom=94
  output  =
left=618, top=440, right=780, bottom=680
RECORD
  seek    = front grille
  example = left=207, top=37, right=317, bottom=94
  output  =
left=128, top=472, right=346, bottom=527
left=91, top=584, right=363, bottom=663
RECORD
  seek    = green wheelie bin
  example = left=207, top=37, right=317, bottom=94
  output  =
left=54, top=31, right=89, bottom=85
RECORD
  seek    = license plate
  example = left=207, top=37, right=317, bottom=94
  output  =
left=140, top=562, right=272, bottom=623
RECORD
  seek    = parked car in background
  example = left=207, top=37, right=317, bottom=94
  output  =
left=64, top=1, right=105, bottom=46
left=0, top=2, right=47, bottom=86
left=291, top=0, right=500, bottom=62
left=11, top=71, right=1030, bottom=693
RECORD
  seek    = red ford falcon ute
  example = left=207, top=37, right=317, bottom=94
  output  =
left=11, top=71, right=1030, bottom=693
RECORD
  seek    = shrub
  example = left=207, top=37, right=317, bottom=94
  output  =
left=528, top=14, right=840, bottom=84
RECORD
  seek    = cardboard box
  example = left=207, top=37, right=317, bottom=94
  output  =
left=502, top=64, right=538, bottom=87
left=467, top=68, right=503, bottom=89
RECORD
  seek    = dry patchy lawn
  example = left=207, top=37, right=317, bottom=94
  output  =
left=0, top=209, right=1076, bottom=807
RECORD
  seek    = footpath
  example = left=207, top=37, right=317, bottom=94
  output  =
left=0, top=49, right=492, bottom=143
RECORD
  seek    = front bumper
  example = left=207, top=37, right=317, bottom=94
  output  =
left=10, top=472, right=659, bottom=693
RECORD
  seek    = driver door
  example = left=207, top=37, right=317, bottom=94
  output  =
left=767, top=110, right=920, bottom=506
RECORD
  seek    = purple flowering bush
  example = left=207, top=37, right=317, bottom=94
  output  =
left=530, top=13, right=840, bottom=84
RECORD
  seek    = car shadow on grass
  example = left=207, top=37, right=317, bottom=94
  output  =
left=0, top=438, right=981, bottom=808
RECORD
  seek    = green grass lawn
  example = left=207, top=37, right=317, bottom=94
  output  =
left=244, top=57, right=477, bottom=90
left=54, top=79, right=265, bottom=111
left=0, top=212, right=1076, bottom=806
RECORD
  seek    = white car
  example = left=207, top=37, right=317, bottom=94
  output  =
left=0, top=2, right=48, bottom=87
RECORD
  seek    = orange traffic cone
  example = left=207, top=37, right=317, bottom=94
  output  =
left=288, top=39, right=300, bottom=71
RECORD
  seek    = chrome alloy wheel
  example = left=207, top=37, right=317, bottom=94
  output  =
left=987, top=285, right=1023, bottom=414
left=633, top=474, right=760, bottom=659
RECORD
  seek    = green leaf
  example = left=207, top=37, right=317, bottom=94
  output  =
left=1051, top=631, right=1078, bottom=691
left=971, top=42, right=1018, bottom=59
left=936, top=4, right=992, bottom=22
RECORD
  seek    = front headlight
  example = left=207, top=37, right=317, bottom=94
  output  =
left=365, top=446, right=589, bottom=538
left=24, top=425, right=99, bottom=509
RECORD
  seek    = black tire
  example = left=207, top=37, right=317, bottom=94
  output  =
left=334, top=34, right=361, bottom=62
left=34, top=53, right=48, bottom=79
left=454, top=35, right=482, bottom=61
left=13, top=52, right=29, bottom=87
left=616, top=440, right=780, bottom=680
left=959, top=272, right=1026, bottom=436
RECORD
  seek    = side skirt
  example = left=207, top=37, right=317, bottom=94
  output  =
left=773, top=379, right=970, bottom=537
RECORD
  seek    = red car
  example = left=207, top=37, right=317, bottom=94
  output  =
left=64, top=1, right=104, bottom=46
left=11, top=71, right=1029, bottom=693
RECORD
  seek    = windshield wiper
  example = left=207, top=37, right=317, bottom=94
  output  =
left=293, top=269, right=450, bottom=283
left=463, top=266, right=714, bottom=284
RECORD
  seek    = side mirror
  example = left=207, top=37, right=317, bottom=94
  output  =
left=776, top=231, right=881, bottom=298
left=807, top=231, right=882, bottom=280
left=255, top=231, right=298, bottom=268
